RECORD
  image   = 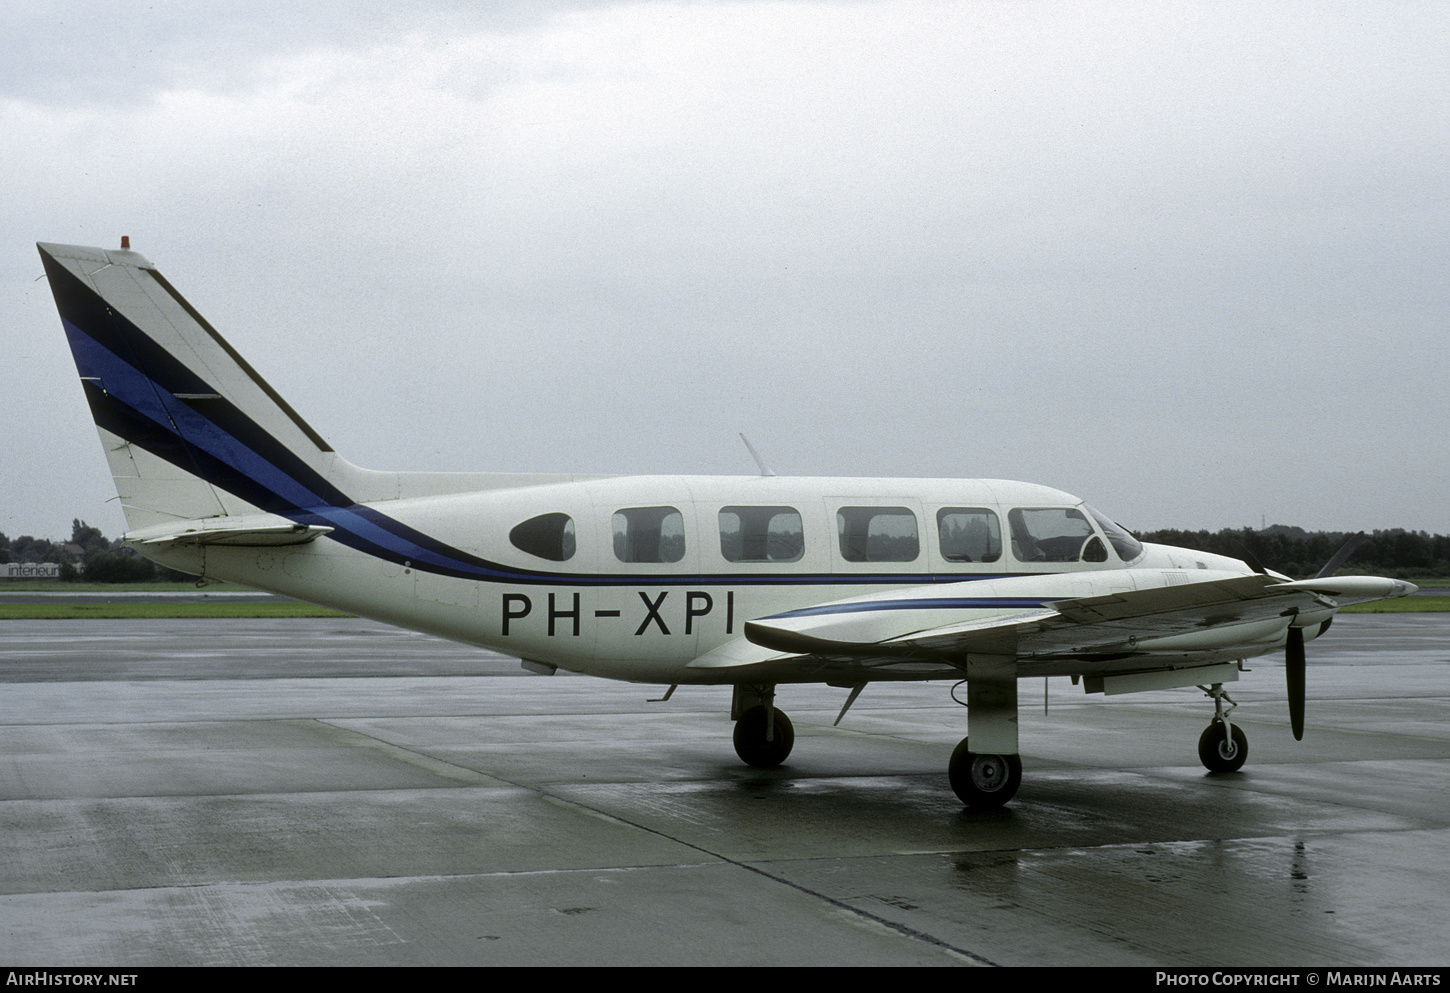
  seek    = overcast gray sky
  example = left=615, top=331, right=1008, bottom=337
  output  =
left=5, top=0, right=1447, bottom=543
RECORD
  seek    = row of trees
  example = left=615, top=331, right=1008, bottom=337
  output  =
left=0, top=520, right=190, bottom=582
left=1135, top=525, right=1450, bottom=579
left=4, top=518, right=1449, bottom=583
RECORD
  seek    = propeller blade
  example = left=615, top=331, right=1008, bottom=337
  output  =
left=1287, top=625, right=1306, bottom=741
left=1234, top=540, right=1267, bottom=575
left=1314, top=531, right=1367, bottom=580
left=1281, top=530, right=1367, bottom=741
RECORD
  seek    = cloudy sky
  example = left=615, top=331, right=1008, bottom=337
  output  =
left=4, top=0, right=1447, bottom=544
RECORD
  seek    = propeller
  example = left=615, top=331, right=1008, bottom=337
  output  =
left=1287, top=625, right=1305, bottom=740
left=1285, top=531, right=1368, bottom=741
left=1314, top=531, right=1367, bottom=580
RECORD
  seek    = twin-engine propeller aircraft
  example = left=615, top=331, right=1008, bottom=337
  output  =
left=38, top=240, right=1416, bottom=808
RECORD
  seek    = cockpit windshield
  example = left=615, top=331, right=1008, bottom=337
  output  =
left=1083, top=504, right=1145, bottom=562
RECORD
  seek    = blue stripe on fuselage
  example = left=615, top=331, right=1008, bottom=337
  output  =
left=64, top=319, right=338, bottom=512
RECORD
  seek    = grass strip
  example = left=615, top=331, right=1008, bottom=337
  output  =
left=2, top=581, right=255, bottom=593
left=0, top=602, right=351, bottom=620
left=1341, top=596, right=1450, bottom=613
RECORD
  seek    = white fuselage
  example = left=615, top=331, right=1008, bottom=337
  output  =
left=136, top=473, right=1269, bottom=684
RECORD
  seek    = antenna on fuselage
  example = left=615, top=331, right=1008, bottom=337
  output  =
left=739, top=433, right=776, bottom=477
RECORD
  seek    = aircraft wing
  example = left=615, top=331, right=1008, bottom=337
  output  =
left=689, top=572, right=1414, bottom=677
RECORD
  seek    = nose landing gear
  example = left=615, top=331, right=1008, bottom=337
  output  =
left=1197, top=682, right=1248, bottom=773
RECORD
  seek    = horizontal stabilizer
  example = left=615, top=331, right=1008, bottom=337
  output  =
left=135, top=523, right=334, bottom=547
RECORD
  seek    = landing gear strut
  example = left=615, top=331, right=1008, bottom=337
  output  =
left=946, top=662, right=1023, bottom=808
left=1197, top=682, right=1248, bottom=773
left=948, top=738, right=1022, bottom=808
left=731, top=684, right=794, bottom=768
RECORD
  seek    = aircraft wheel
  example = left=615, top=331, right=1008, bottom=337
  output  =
left=1198, top=720, right=1248, bottom=773
left=733, top=706, right=794, bottom=768
left=948, top=737, right=1022, bottom=808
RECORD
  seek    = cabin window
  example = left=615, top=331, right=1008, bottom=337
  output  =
left=837, top=507, right=919, bottom=562
left=937, top=508, right=1002, bottom=563
left=719, top=506, right=804, bottom=562
left=509, top=512, right=575, bottom=562
left=1007, top=507, right=1097, bottom=563
left=613, top=506, right=686, bottom=563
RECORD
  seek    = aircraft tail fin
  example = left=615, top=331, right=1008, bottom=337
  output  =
left=38, top=241, right=361, bottom=532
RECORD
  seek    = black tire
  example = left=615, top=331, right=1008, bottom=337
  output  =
left=733, top=706, right=794, bottom=767
left=1198, top=720, right=1248, bottom=773
left=948, top=737, right=1022, bottom=808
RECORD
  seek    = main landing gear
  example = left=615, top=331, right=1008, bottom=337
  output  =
left=946, top=663, right=1023, bottom=809
left=729, top=675, right=1026, bottom=809
left=1197, top=682, right=1248, bottom=773
left=948, top=738, right=1022, bottom=808
left=731, top=684, right=794, bottom=768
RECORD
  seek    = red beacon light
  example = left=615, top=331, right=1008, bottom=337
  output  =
left=120, top=236, right=130, bottom=250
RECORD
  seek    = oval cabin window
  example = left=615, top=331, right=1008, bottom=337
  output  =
left=509, top=513, right=576, bottom=562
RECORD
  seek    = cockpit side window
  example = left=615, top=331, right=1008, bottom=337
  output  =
left=719, top=506, right=804, bottom=562
left=1084, top=505, right=1145, bottom=562
left=837, top=507, right=919, bottom=562
left=937, top=508, right=1002, bottom=563
left=1007, top=507, right=1096, bottom=563
left=509, top=512, right=576, bottom=562
left=613, top=506, right=685, bottom=563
